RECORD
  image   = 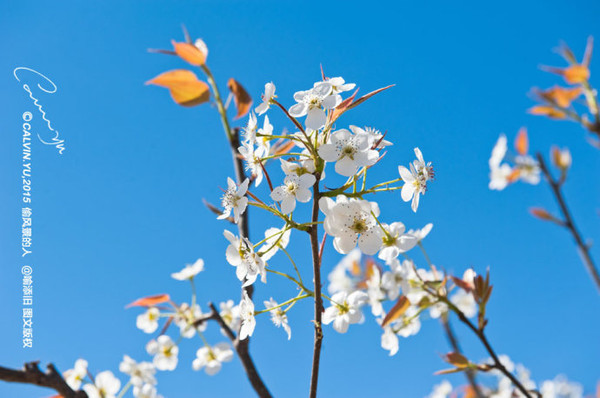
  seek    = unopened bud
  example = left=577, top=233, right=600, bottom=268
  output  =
left=551, top=146, right=572, bottom=170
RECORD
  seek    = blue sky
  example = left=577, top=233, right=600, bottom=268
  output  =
left=1, top=1, right=599, bottom=397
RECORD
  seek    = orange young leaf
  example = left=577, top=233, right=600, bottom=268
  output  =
left=381, top=295, right=410, bottom=327
left=563, top=64, right=590, bottom=84
left=349, top=258, right=362, bottom=276
left=274, top=140, right=296, bottom=156
left=543, top=64, right=590, bottom=85
left=126, top=294, right=171, bottom=308
left=506, top=168, right=521, bottom=183
left=515, top=127, right=528, bottom=155
left=227, top=78, right=253, bottom=119
left=146, top=70, right=210, bottom=107
left=528, top=105, right=567, bottom=119
left=172, top=40, right=206, bottom=66
left=538, top=86, right=582, bottom=108
left=529, top=207, right=554, bottom=221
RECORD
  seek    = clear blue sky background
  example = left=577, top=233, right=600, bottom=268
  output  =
left=1, top=1, right=599, bottom=397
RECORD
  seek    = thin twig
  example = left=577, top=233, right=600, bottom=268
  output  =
left=0, top=362, right=87, bottom=398
left=536, top=153, right=600, bottom=292
left=440, top=315, right=485, bottom=398
left=447, top=302, right=536, bottom=398
left=308, top=174, right=323, bottom=398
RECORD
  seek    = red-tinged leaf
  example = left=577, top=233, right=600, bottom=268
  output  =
left=347, top=84, right=395, bottom=111
left=451, top=276, right=473, bottom=292
left=331, top=85, right=395, bottom=123
left=172, top=40, right=206, bottom=66
left=444, top=352, right=470, bottom=368
left=126, top=294, right=171, bottom=308
left=515, top=127, right=528, bottom=155
left=381, top=295, right=410, bottom=327
left=146, top=70, right=210, bottom=107
left=227, top=78, right=253, bottom=119
left=329, top=89, right=359, bottom=123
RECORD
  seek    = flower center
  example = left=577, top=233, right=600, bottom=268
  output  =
left=350, top=218, right=368, bottom=233
left=285, top=181, right=298, bottom=194
left=307, top=95, right=322, bottom=109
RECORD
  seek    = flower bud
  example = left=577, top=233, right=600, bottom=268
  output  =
left=551, top=146, right=572, bottom=170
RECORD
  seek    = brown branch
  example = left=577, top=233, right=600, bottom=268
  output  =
left=440, top=315, right=485, bottom=398
left=308, top=174, right=323, bottom=398
left=0, top=362, right=87, bottom=398
left=201, top=59, right=272, bottom=397
left=447, top=303, right=538, bottom=398
left=536, top=153, right=600, bottom=292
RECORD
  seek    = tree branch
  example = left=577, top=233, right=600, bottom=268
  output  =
left=308, top=175, right=323, bottom=398
left=448, top=304, right=538, bottom=398
left=199, top=62, right=272, bottom=397
left=440, top=315, right=485, bottom=398
left=536, top=153, right=600, bottom=292
left=0, top=362, right=87, bottom=398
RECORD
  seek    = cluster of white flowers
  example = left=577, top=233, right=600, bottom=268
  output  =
left=64, top=357, right=162, bottom=398
left=428, top=357, right=583, bottom=398
left=323, top=221, right=479, bottom=356
left=125, top=258, right=242, bottom=383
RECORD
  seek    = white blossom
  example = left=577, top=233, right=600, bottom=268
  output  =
left=259, top=226, right=291, bottom=261
left=218, top=178, right=249, bottom=222
left=242, top=113, right=258, bottom=144
left=264, top=298, right=292, bottom=339
left=398, top=147, right=434, bottom=212
left=82, top=371, right=121, bottom=398
left=192, top=343, right=234, bottom=375
left=366, top=266, right=386, bottom=316
left=321, top=76, right=355, bottom=94
left=427, top=380, right=453, bottom=398
left=318, top=128, right=379, bottom=176
left=171, top=258, right=205, bottom=281
left=354, top=125, right=392, bottom=149
left=238, top=142, right=268, bottom=187
left=289, top=82, right=340, bottom=130
left=378, top=222, right=418, bottom=263
left=255, top=82, right=276, bottom=115
left=407, top=223, right=433, bottom=242
left=136, top=308, right=160, bottom=334
left=322, top=290, right=369, bottom=333
left=224, top=230, right=266, bottom=287
left=239, top=290, right=256, bottom=340
left=64, top=359, right=88, bottom=390
left=174, top=303, right=207, bottom=338
left=133, top=384, right=163, bottom=398
left=320, top=196, right=383, bottom=255
left=270, top=173, right=315, bottom=214
left=146, top=335, right=178, bottom=371
left=219, top=300, right=241, bottom=334
left=327, top=248, right=361, bottom=294
left=381, top=326, right=399, bottom=356
left=119, top=355, right=156, bottom=387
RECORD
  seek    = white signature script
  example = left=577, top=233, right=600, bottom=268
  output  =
left=14, top=67, right=65, bottom=154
